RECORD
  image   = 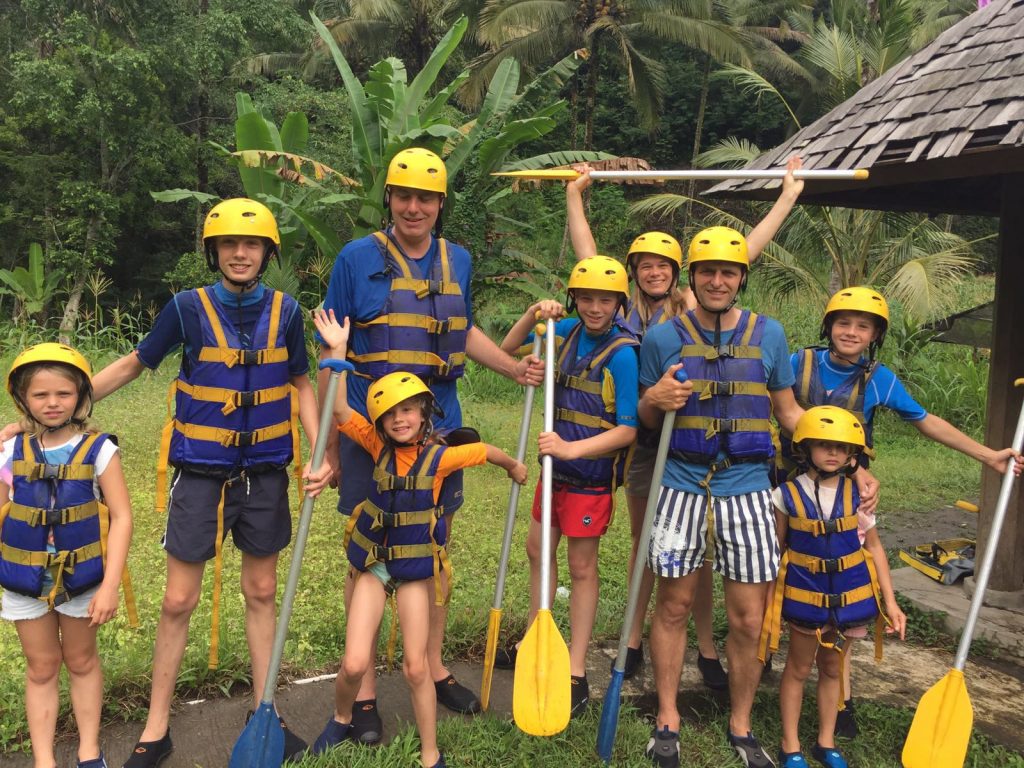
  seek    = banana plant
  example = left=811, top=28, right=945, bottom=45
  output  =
left=0, top=243, right=63, bottom=324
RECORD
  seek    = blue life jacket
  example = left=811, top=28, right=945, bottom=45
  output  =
left=778, top=348, right=878, bottom=476
left=668, top=310, right=774, bottom=463
left=551, top=322, right=638, bottom=487
left=0, top=433, right=109, bottom=605
left=157, top=286, right=298, bottom=498
left=759, top=475, right=886, bottom=665
left=347, top=232, right=468, bottom=382
left=622, top=301, right=670, bottom=340
left=344, top=442, right=451, bottom=603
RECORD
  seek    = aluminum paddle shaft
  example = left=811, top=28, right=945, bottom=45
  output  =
left=493, top=168, right=869, bottom=181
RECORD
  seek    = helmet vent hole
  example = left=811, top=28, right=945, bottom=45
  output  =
left=398, top=163, right=409, bottom=170
left=821, top=418, right=834, bottom=424
left=241, top=211, right=256, bottom=218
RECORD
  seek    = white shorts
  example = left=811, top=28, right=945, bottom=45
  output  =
left=1, top=586, right=98, bottom=622
left=647, top=486, right=780, bottom=583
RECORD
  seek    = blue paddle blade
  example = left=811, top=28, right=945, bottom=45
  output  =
left=596, top=669, right=625, bottom=762
left=230, top=702, right=284, bottom=768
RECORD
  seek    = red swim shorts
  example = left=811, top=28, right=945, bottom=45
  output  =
left=531, top=479, right=613, bottom=538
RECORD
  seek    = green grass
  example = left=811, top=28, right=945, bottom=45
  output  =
left=0, top=313, right=1018, bottom=764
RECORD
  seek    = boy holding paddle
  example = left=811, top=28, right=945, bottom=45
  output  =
left=498, top=256, right=639, bottom=718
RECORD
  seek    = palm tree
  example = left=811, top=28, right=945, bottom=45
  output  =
left=469, top=0, right=753, bottom=149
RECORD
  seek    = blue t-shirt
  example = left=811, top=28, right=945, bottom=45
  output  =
left=790, top=348, right=926, bottom=425
left=639, top=313, right=793, bottom=496
left=318, top=230, right=474, bottom=429
left=527, top=318, right=639, bottom=428
left=136, top=283, right=309, bottom=377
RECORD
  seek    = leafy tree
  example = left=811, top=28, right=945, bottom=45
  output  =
left=0, top=243, right=62, bottom=325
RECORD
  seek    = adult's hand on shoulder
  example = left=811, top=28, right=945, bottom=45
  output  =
left=0, top=420, right=23, bottom=443
left=854, top=466, right=878, bottom=515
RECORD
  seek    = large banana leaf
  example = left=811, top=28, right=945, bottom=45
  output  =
left=394, top=16, right=468, bottom=137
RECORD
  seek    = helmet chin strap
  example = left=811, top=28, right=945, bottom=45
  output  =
left=810, top=457, right=858, bottom=516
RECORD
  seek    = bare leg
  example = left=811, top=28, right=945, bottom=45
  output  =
left=240, top=552, right=280, bottom=706
left=347, top=565, right=379, bottom=701
left=815, top=641, right=843, bottom=749
left=565, top=535, right=599, bottom=677
left=138, top=555, right=205, bottom=742
left=693, top=562, right=719, bottom=658
left=649, top=571, right=700, bottom=732
left=59, top=616, right=104, bottom=762
left=334, top=573, right=388, bottom=722
left=779, top=629, right=818, bottom=753
left=722, top=578, right=771, bottom=736
left=525, top=516, right=559, bottom=629
left=16, top=612, right=62, bottom=768
left=395, top=580, right=440, bottom=767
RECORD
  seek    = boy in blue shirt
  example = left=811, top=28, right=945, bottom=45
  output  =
left=88, top=199, right=320, bottom=767
left=784, top=286, right=1022, bottom=738
left=498, top=256, right=639, bottom=717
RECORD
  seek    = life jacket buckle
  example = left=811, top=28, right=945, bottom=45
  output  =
left=820, top=519, right=840, bottom=535
left=372, top=545, right=391, bottom=562
left=37, top=463, right=63, bottom=481
left=436, top=360, right=454, bottom=377
left=378, top=511, right=398, bottom=528
left=823, top=593, right=843, bottom=608
left=233, top=431, right=256, bottom=448
left=51, top=590, right=70, bottom=608
left=821, top=557, right=841, bottom=573
left=239, top=350, right=261, bottom=366
left=718, top=418, right=735, bottom=434
left=42, top=508, right=63, bottom=526
left=235, top=390, right=257, bottom=408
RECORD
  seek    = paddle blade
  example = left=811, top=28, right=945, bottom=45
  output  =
left=230, top=702, right=284, bottom=768
left=481, top=607, right=503, bottom=712
left=596, top=669, right=625, bottom=762
left=513, top=609, right=571, bottom=736
left=492, top=169, right=580, bottom=180
left=902, top=669, right=974, bottom=768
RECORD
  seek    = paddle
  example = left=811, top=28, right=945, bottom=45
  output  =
left=902, top=378, right=1024, bottom=768
left=493, top=168, right=869, bottom=181
left=229, top=359, right=352, bottom=768
left=481, top=331, right=544, bottom=712
left=513, top=320, right=572, bottom=736
left=597, top=367, right=688, bottom=763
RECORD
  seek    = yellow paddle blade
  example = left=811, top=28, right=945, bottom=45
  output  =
left=903, top=669, right=974, bottom=768
left=513, top=609, right=571, bottom=736
left=493, top=169, right=580, bottom=179
left=481, top=607, right=502, bottom=712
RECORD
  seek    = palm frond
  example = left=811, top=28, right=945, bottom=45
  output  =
left=694, top=136, right=763, bottom=168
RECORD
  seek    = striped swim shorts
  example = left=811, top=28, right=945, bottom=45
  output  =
left=646, top=486, right=780, bottom=583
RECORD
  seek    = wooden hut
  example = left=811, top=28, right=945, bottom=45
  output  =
left=707, top=0, right=1024, bottom=596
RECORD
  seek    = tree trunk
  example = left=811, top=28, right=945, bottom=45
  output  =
left=583, top=36, right=600, bottom=151
left=684, top=55, right=712, bottom=228
left=59, top=273, right=87, bottom=344
left=195, top=0, right=209, bottom=252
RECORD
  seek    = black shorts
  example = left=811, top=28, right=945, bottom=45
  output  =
left=163, top=468, right=292, bottom=562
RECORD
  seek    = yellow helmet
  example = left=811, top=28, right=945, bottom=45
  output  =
left=203, top=198, right=280, bottom=245
left=385, top=148, right=448, bottom=195
left=7, top=343, right=93, bottom=419
left=568, top=256, right=629, bottom=301
left=820, top=286, right=890, bottom=350
left=687, top=226, right=749, bottom=268
left=792, top=406, right=866, bottom=449
left=366, top=372, right=434, bottom=426
left=626, top=231, right=683, bottom=272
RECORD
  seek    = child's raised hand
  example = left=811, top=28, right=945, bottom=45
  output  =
left=311, top=308, right=349, bottom=353
left=569, top=164, right=593, bottom=194
left=87, top=585, right=119, bottom=627
left=508, top=460, right=527, bottom=485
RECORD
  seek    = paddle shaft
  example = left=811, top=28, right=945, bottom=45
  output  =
left=492, top=334, right=544, bottom=610
left=540, top=321, right=556, bottom=611
left=612, top=406, right=676, bottom=670
left=498, top=169, right=868, bottom=181
left=257, top=366, right=344, bottom=707
left=953, top=378, right=1024, bottom=671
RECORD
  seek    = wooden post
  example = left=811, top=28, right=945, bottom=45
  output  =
left=978, top=175, right=1024, bottom=593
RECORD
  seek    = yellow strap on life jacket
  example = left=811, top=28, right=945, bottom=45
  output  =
left=782, top=582, right=877, bottom=609
left=786, top=549, right=866, bottom=574
left=690, top=380, right=768, bottom=400
left=7, top=501, right=97, bottom=527
left=759, top=549, right=790, bottom=662
left=554, top=408, right=617, bottom=431
left=372, top=466, right=435, bottom=492
left=676, top=312, right=763, bottom=361
left=346, top=349, right=466, bottom=374
left=174, top=382, right=292, bottom=416
left=555, top=372, right=603, bottom=395
left=13, top=434, right=98, bottom=481
left=0, top=500, right=8, bottom=529
left=786, top=515, right=860, bottom=535
left=172, top=419, right=293, bottom=448
left=354, top=313, right=468, bottom=334
left=371, top=232, right=458, bottom=292
left=673, top=416, right=773, bottom=440
left=197, top=347, right=290, bottom=367
left=0, top=540, right=105, bottom=568
left=797, top=348, right=815, bottom=406
left=360, top=499, right=441, bottom=531
left=96, top=499, right=139, bottom=628
left=155, top=380, right=177, bottom=512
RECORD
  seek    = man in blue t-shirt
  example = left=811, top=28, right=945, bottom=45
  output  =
left=637, top=227, right=878, bottom=768
left=306, top=148, right=542, bottom=745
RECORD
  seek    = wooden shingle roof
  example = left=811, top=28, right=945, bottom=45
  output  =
left=706, top=0, right=1024, bottom=215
